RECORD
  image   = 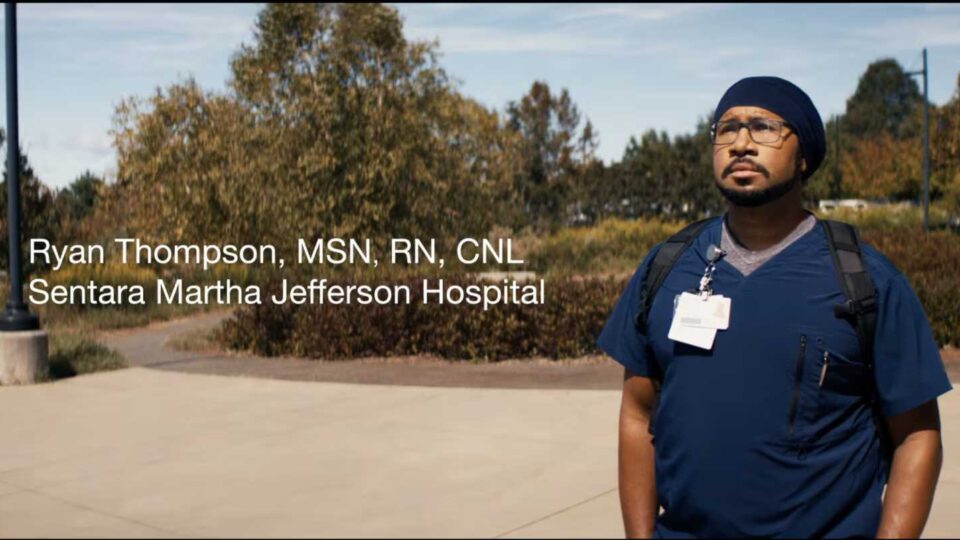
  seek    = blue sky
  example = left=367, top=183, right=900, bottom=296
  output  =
left=2, top=3, right=960, bottom=189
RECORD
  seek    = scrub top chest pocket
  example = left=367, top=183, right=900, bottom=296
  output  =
left=787, top=326, right=872, bottom=445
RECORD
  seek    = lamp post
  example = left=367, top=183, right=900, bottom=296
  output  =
left=1, top=2, right=37, bottom=331
left=0, top=2, right=46, bottom=386
left=906, top=48, right=930, bottom=232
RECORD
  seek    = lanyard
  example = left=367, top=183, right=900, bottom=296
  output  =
left=697, top=244, right=726, bottom=298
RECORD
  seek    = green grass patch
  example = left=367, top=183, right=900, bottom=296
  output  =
left=41, top=332, right=127, bottom=381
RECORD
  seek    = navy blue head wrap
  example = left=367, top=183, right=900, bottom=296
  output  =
left=713, top=76, right=826, bottom=180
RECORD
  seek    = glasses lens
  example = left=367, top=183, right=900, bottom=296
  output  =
left=749, top=118, right=781, bottom=143
left=713, top=121, right=740, bottom=145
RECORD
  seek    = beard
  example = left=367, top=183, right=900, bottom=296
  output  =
left=714, top=165, right=803, bottom=208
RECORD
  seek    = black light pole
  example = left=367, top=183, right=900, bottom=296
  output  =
left=832, top=115, right=841, bottom=200
left=1, top=2, right=39, bottom=331
left=907, top=48, right=930, bottom=232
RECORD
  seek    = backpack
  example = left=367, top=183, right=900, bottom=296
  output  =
left=632, top=216, right=891, bottom=472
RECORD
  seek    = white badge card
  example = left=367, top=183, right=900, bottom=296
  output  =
left=667, top=292, right=732, bottom=350
left=668, top=318, right=717, bottom=350
left=673, top=291, right=731, bottom=330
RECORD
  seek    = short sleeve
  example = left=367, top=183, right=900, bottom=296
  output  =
left=873, top=272, right=953, bottom=417
left=596, top=247, right=661, bottom=378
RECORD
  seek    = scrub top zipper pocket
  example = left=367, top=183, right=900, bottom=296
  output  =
left=818, top=351, right=829, bottom=387
left=787, top=334, right=806, bottom=438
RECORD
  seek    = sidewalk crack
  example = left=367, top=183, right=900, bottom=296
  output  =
left=493, top=486, right=617, bottom=538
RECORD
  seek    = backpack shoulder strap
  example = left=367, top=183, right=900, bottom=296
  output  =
left=634, top=216, right=716, bottom=336
left=633, top=216, right=714, bottom=439
left=820, top=218, right=892, bottom=476
left=820, top=219, right=878, bottom=368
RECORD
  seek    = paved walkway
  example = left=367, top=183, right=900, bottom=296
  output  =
left=101, top=311, right=627, bottom=390
left=0, top=314, right=957, bottom=537
left=1, top=367, right=626, bottom=538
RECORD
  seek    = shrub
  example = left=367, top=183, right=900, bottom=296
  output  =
left=861, top=228, right=960, bottom=347
left=219, top=274, right=625, bottom=361
left=35, top=260, right=157, bottom=312
left=219, top=217, right=960, bottom=359
left=528, top=217, right=684, bottom=277
left=44, top=332, right=127, bottom=380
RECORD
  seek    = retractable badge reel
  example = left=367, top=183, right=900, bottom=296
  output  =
left=668, top=244, right=732, bottom=350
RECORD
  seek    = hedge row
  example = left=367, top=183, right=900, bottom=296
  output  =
left=220, top=224, right=959, bottom=360
left=861, top=228, right=960, bottom=347
left=218, top=275, right=626, bottom=360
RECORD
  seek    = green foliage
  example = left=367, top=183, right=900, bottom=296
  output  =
left=44, top=332, right=127, bottom=380
left=219, top=274, right=624, bottom=361
left=59, top=171, right=104, bottom=222
left=37, top=261, right=157, bottom=312
left=0, top=129, right=63, bottom=276
left=506, top=81, right=598, bottom=231
left=112, top=3, right=519, bottom=253
left=844, top=58, right=922, bottom=140
left=612, top=116, right=723, bottom=221
left=526, top=217, right=684, bottom=276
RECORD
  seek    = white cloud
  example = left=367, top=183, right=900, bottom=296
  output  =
left=558, top=3, right=725, bottom=23
left=406, top=25, right=683, bottom=57
left=407, top=24, right=630, bottom=54
left=17, top=4, right=254, bottom=41
left=848, top=14, right=960, bottom=49
left=9, top=4, right=258, bottom=77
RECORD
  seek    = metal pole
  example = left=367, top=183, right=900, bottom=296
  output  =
left=833, top=116, right=841, bottom=199
left=1, top=2, right=38, bottom=331
left=921, top=48, right=930, bottom=231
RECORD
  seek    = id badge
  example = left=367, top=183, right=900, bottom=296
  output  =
left=667, top=292, right=732, bottom=350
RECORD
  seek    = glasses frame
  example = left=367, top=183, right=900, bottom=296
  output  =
left=710, top=118, right=795, bottom=146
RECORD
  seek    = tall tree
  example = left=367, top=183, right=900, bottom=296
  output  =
left=844, top=58, right=922, bottom=140
left=58, top=170, right=104, bottom=222
left=112, top=3, right=520, bottom=254
left=0, top=129, right=60, bottom=274
left=506, top=81, right=598, bottom=231
left=931, top=73, right=960, bottom=214
left=617, top=115, right=720, bottom=220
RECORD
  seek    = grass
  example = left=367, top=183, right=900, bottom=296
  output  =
left=167, top=326, right=219, bottom=353
left=38, top=331, right=128, bottom=382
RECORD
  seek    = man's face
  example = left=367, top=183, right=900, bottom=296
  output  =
left=712, top=106, right=806, bottom=207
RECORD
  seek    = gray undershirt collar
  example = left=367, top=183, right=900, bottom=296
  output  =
left=720, top=213, right=817, bottom=277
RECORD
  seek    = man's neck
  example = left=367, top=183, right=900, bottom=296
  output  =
left=725, top=190, right=809, bottom=251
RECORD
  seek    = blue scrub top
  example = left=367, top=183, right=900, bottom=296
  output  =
left=597, top=216, right=952, bottom=538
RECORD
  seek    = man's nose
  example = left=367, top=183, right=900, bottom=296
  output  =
left=729, top=126, right=756, bottom=155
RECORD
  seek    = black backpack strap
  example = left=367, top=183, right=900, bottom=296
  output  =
left=634, top=217, right=715, bottom=339
left=821, top=219, right=891, bottom=472
left=820, top=220, right=877, bottom=369
left=631, top=216, right=714, bottom=439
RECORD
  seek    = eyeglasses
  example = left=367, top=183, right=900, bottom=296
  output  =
left=710, top=118, right=793, bottom=145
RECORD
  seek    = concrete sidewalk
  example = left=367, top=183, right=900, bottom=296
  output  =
left=0, top=368, right=957, bottom=538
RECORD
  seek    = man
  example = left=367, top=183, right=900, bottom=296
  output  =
left=597, top=76, right=951, bottom=538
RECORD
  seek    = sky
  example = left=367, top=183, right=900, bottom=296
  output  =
left=1, top=3, right=959, bottom=189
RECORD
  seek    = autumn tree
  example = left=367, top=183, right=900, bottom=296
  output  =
left=841, top=132, right=921, bottom=200
left=112, top=3, right=520, bottom=254
left=506, top=81, right=598, bottom=231
left=844, top=58, right=922, bottom=140
left=228, top=2, right=521, bottom=245
left=931, top=73, right=960, bottom=214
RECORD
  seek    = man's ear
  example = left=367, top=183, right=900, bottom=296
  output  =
left=800, top=158, right=808, bottom=173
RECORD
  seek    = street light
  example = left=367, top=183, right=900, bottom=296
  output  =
left=0, top=2, right=46, bottom=386
left=906, top=48, right=930, bottom=232
left=1, top=2, right=38, bottom=331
